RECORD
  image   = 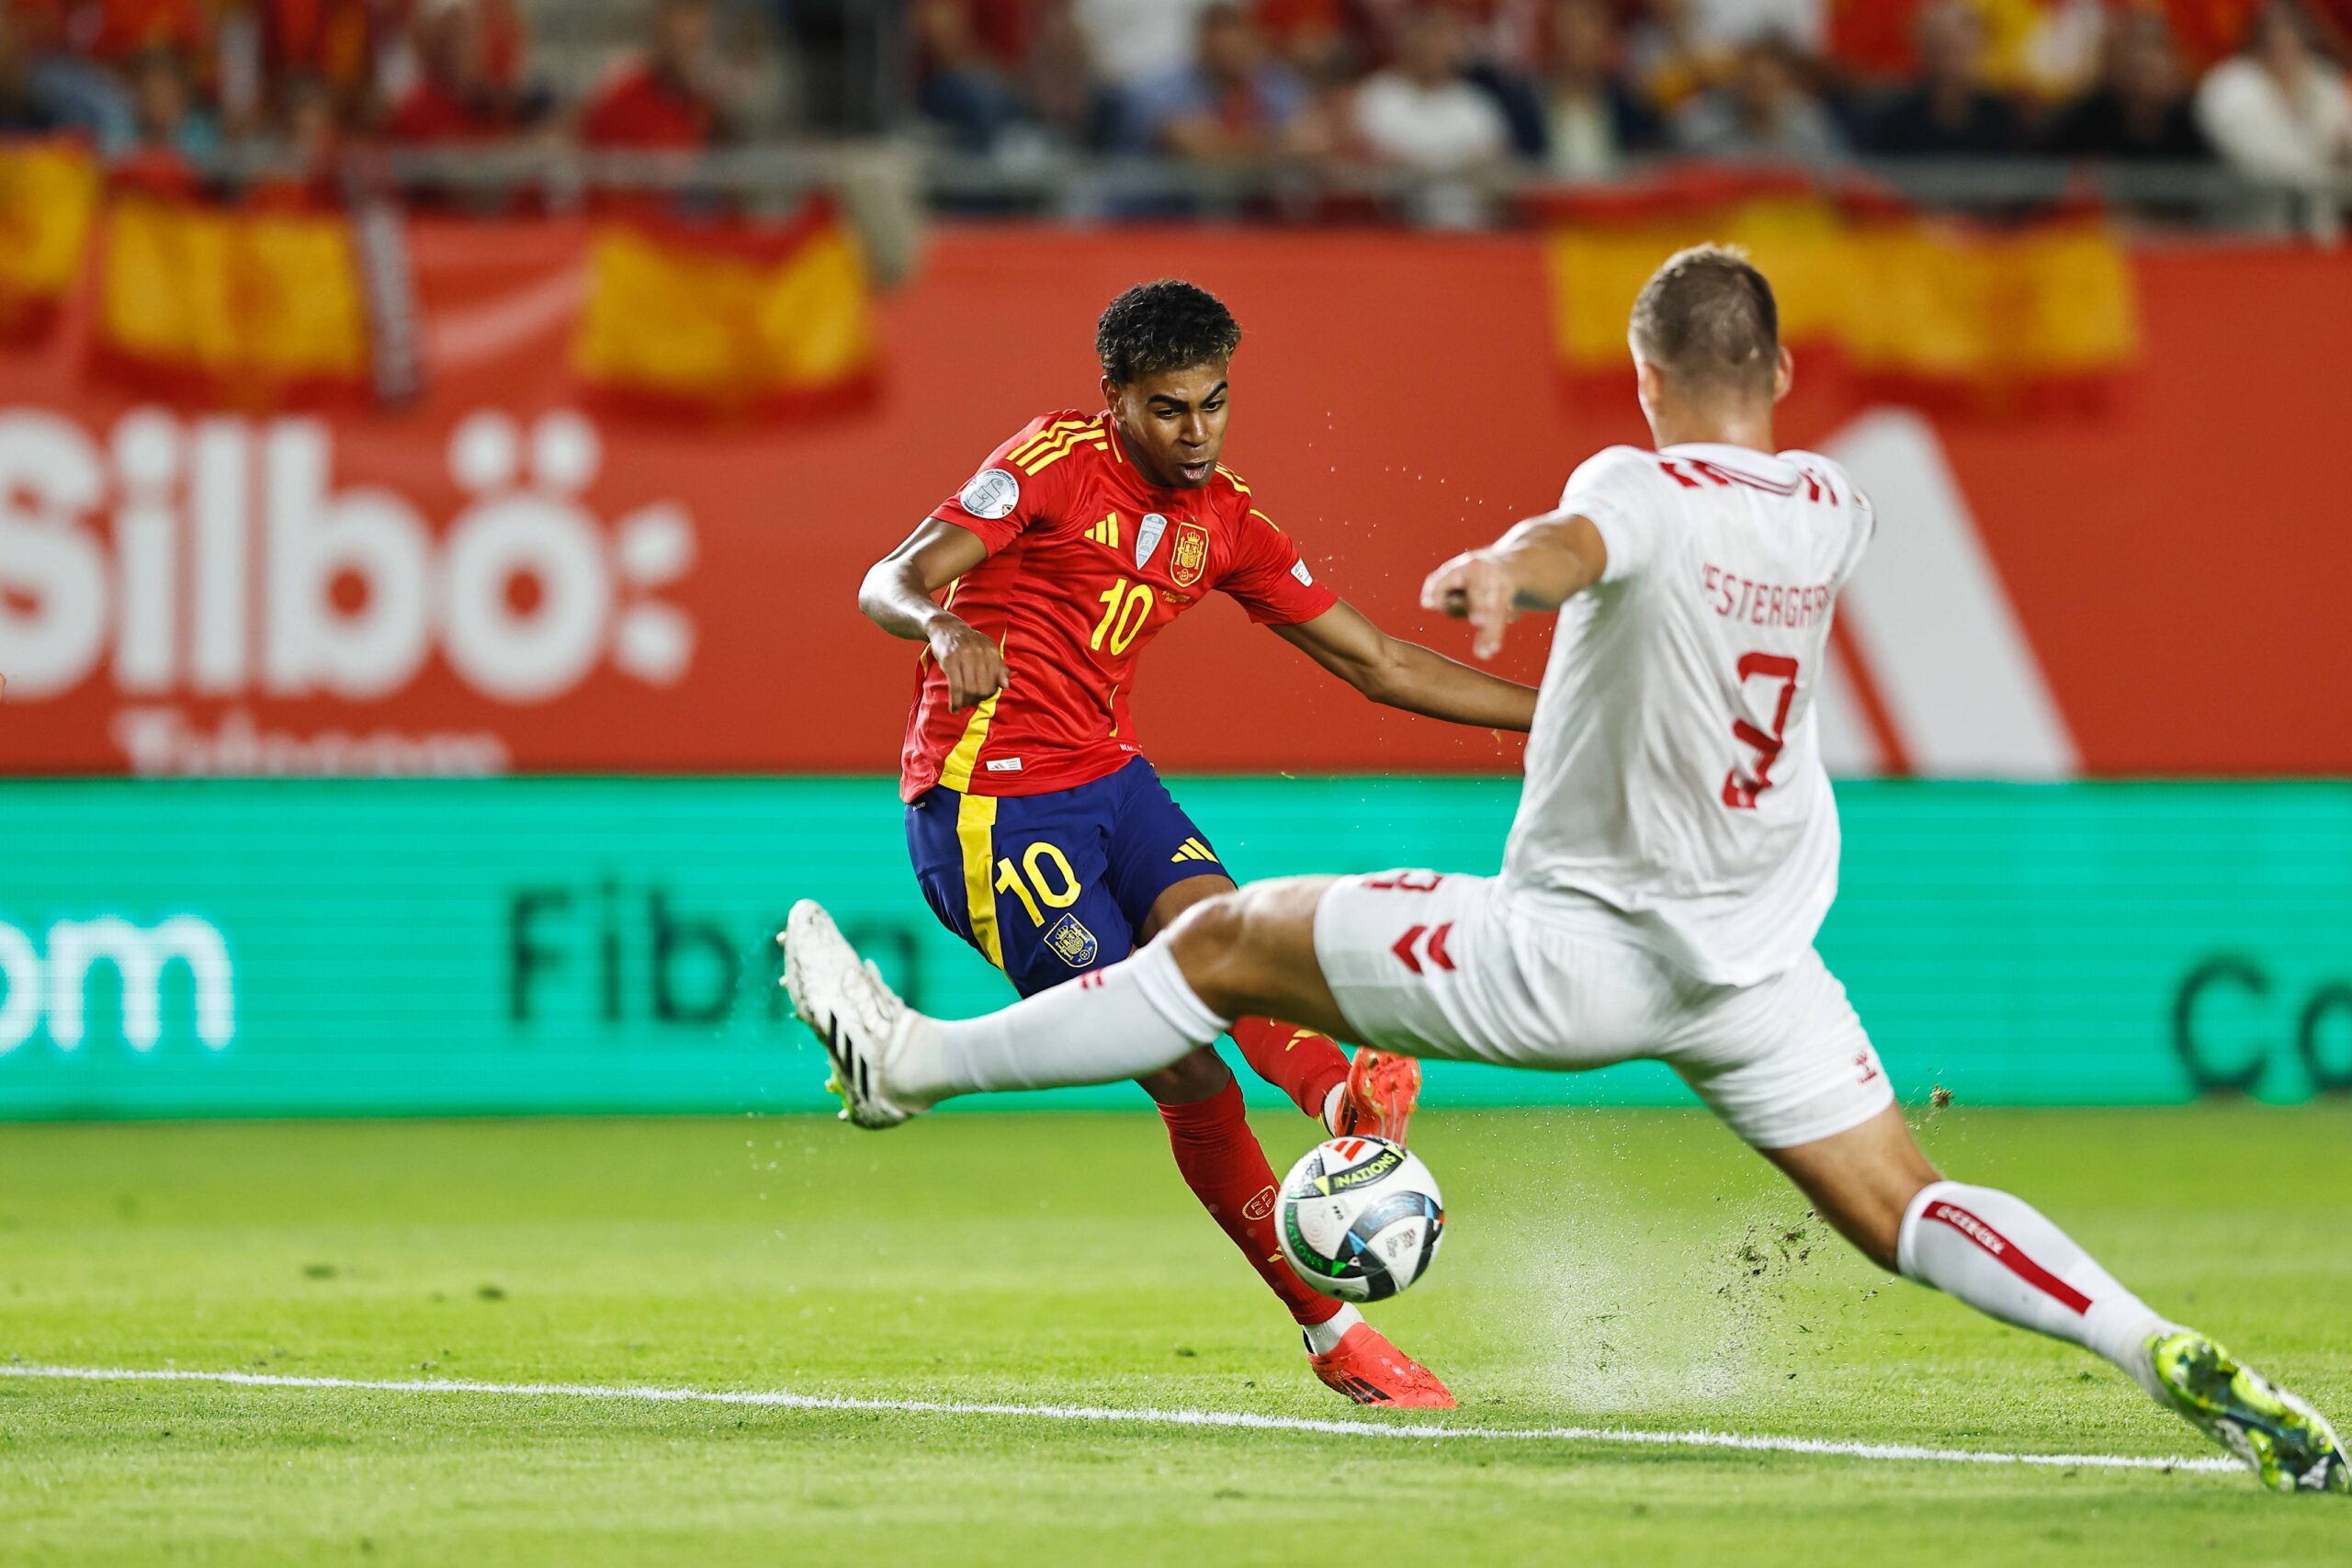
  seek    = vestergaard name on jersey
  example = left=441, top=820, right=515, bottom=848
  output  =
left=1700, top=562, right=1835, bottom=632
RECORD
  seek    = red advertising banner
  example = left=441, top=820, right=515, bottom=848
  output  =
left=1, top=220, right=2346, bottom=776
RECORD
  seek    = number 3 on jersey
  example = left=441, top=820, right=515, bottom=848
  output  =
left=1722, top=653, right=1800, bottom=810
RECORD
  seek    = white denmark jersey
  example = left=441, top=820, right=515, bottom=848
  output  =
left=1501, top=442, right=1875, bottom=986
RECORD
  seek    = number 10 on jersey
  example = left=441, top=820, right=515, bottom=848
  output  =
left=1091, top=580, right=1156, bottom=656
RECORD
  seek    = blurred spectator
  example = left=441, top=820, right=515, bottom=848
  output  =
left=1690, top=0, right=1826, bottom=56
left=0, top=7, right=63, bottom=132
left=1674, top=36, right=1849, bottom=167
left=1355, top=6, right=1515, bottom=223
left=1254, top=0, right=1357, bottom=80
left=246, top=67, right=341, bottom=207
left=1627, top=0, right=1734, bottom=110
left=2194, top=0, right=2352, bottom=236
left=1253, top=0, right=1339, bottom=83
left=1863, top=0, right=2022, bottom=156
left=2164, top=2, right=2352, bottom=73
left=1124, top=4, right=1323, bottom=160
left=6, top=0, right=136, bottom=145
left=582, top=0, right=724, bottom=150
left=87, top=0, right=209, bottom=65
left=1073, top=0, right=1221, bottom=85
left=1827, top=0, right=1927, bottom=81
left=1434, top=0, right=1550, bottom=74
left=258, top=0, right=384, bottom=127
left=2043, top=7, right=2210, bottom=161
left=385, top=0, right=548, bottom=143
left=113, top=44, right=213, bottom=195
left=1542, top=0, right=1662, bottom=179
left=1448, top=0, right=1553, bottom=160
left=1832, top=0, right=2108, bottom=96
left=951, top=0, right=1039, bottom=62
left=2165, top=0, right=2281, bottom=73
left=772, top=0, right=905, bottom=134
left=1023, top=0, right=1117, bottom=150
left=2016, top=0, right=2110, bottom=99
left=913, top=0, right=1021, bottom=152
left=1354, top=6, right=1513, bottom=168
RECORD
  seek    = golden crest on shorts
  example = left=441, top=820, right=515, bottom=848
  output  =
left=1045, top=912, right=1099, bottom=968
left=1170, top=520, right=1211, bottom=588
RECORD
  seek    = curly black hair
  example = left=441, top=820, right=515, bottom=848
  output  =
left=1095, top=280, right=1241, bottom=386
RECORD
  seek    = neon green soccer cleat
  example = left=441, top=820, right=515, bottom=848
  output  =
left=2149, top=1330, right=2349, bottom=1495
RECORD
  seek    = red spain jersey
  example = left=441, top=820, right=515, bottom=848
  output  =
left=899, top=408, right=1338, bottom=802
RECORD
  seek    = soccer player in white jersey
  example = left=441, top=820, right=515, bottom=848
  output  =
left=784, top=246, right=2346, bottom=1494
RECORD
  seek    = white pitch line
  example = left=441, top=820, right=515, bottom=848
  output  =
left=0, top=1362, right=2239, bottom=1476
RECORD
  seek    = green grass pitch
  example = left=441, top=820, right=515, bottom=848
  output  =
left=4, top=1103, right=2348, bottom=1564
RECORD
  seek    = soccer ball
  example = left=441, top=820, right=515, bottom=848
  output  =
left=1275, top=1135, right=1445, bottom=1303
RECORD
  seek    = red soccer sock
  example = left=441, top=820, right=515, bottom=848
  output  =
left=1227, top=1016, right=1350, bottom=1125
left=1158, top=1078, right=1343, bottom=1326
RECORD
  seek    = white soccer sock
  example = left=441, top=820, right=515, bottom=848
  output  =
left=1897, top=1180, right=2179, bottom=1401
left=1301, top=1304, right=1363, bottom=1357
left=892, top=943, right=1234, bottom=1106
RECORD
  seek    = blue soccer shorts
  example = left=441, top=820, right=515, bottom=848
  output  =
left=906, top=757, right=1229, bottom=998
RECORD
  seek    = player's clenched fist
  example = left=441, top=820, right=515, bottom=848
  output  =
left=1420, top=550, right=1521, bottom=660
left=926, top=615, right=1010, bottom=709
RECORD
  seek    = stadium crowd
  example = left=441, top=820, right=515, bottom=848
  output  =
left=1, top=0, right=2347, bottom=225
left=917, top=1, right=2352, bottom=188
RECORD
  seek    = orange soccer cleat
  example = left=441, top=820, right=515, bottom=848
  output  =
left=1306, top=1321, right=1455, bottom=1409
left=1335, top=1049, right=1421, bottom=1145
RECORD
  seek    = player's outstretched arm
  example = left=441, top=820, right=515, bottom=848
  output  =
left=856, top=519, right=1008, bottom=711
left=1271, top=601, right=1538, bottom=731
left=1419, top=512, right=1609, bottom=660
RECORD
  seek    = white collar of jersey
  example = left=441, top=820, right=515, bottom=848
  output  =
left=1659, top=443, right=1798, bottom=483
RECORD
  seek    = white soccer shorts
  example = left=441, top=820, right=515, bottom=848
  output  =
left=1312, top=871, right=1894, bottom=1150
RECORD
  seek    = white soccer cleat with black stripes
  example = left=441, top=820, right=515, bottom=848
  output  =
left=780, top=900, right=922, bottom=1130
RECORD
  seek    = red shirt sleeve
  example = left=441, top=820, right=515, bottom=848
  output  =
left=926, top=416, right=1077, bottom=554
left=1217, top=504, right=1339, bottom=626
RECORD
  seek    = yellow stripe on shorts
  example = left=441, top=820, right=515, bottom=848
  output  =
left=956, top=793, right=1002, bottom=969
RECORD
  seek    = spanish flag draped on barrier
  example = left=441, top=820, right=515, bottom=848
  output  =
left=0, top=141, right=102, bottom=346
left=1538, top=175, right=2142, bottom=411
left=4, top=175, right=878, bottom=416
left=572, top=198, right=880, bottom=419
left=95, top=190, right=374, bottom=404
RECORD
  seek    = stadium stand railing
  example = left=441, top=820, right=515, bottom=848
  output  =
left=186, top=140, right=2352, bottom=234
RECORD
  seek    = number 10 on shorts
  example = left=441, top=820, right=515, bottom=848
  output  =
left=995, top=841, right=1080, bottom=926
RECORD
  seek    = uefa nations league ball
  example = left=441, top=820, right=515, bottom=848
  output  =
left=1276, top=1136, right=1446, bottom=1303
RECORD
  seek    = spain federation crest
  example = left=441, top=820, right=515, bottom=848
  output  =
left=1170, top=520, right=1211, bottom=588
left=1045, top=912, right=1100, bottom=968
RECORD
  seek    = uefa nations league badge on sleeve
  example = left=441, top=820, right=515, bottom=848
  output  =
left=960, top=468, right=1021, bottom=520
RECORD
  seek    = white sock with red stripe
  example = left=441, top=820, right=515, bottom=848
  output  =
left=894, top=944, right=1233, bottom=1104
left=1896, top=1181, right=2178, bottom=1400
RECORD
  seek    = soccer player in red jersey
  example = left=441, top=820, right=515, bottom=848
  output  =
left=855, top=281, right=1537, bottom=1406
